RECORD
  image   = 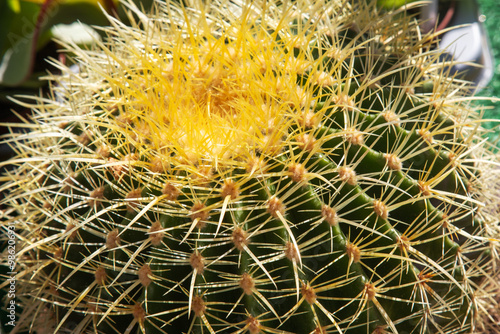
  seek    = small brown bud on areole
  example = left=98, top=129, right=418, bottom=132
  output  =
left=96, top=144, right=110, bottom=158
left=336, top=93, right=355, bottom=110
left=365, top=283, right=377, bottom=301
left=239, top=273, right=255, bottom=295
left=373, top=200, right=388, bottom=220
left=346, top=242, right=361, bottom=263
left=296, top=133, right=316, bottom=152
left=94, top=267, right=107, bottom=286
left=78, top=132, right=91, bottom=145
left=191, top=295, right=206, bottom=317
left=192, top=166, right=213, bottom=186
left=190, top=251, right=205, bottom=275
left=321, top=205, right=339, bottom=226
left=189, top=202, right=209, bottom=229
left=382, top=110, right=400, bottom=126
left=267, top=196, right=286, bottom=218
left=418, top=128, right=433, bottom=143
left=246, top=316, right=261, bottom=334
left=313, top=71, right=334, bottom=87
left=232, top=227, right=249, bottom=251
left=285, top=242, right=300, bottom=262
left=148, top=221, right=164, bottom=246
left=301, top=283, right=317, bottom=305
left=43, top=201, right=53, bottom=210
left=338, top=166, right=357, bottom=186
left=288, top=163, right=306, bottom=183
left=53, top=247, right=63, bottom=261
left=61, top=173, right=76, bottom=193
left=125, top=188, right=142, bottom=211
left=106, top=229, right=121, bottom=249
left=89, top=186, right=105, bottom=207
left=418, top=181, right=431, bottom=196
left=384, top=153, right=402, bottom=171
left=132, top=303, right=146, bottom=323
left=314, top=327, right=327, bottom=334
left=138, top=264, right=153, bottom=287
left=65, top=223, right=78, bottom=240
left=299, top=110, right=318, bottom=129
left=397, top=235, right=410, bottom=253
left=221, top=179, right=240, bottom=200
left=372, top=326, right=388, bottom=334
left=246, top=156, right=266, bottom=174
left=150, top=157, right=167, bottom=173
left=162, top=182, right=180, bottom=201
left=345, top=128, right=363, bottom=146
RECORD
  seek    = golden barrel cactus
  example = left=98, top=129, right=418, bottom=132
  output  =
left=1, top=0, right=499, bottom=333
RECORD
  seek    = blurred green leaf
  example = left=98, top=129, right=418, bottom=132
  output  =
left=0, top=39, right=33, bottom=86
left=0, top=0, right=111, bottom=86
left=8, top=0, right=21, bottom=12
left=0, top=0, right=154, bottom=87
left=0, top=0, right=39, bottom=59
left=377, top=0, right=419, bottom=8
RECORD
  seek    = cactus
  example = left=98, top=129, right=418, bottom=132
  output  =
left=1, top=0, right=499, bottom=333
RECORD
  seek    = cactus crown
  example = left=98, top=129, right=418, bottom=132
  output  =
left=1, top=0, right=499, bottom=333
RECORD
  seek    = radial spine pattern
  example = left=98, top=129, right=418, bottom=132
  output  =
left=1, top=0, right=499, bottom=333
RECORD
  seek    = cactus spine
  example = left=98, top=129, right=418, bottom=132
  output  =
left=1, top=0, right=499, bottom=333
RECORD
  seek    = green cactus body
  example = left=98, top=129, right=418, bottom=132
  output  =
left=1, top=0, right=499, bottom=333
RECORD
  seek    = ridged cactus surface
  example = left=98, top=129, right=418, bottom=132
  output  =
left=1, top=0, right=500, bottom=333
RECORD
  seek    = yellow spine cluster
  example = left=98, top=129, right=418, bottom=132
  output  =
left=1, top=0, right=499, bottom=333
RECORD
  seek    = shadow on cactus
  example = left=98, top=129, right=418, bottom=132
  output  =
left=1, top=0, right=499, bottom=333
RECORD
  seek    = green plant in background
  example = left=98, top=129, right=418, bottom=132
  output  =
left=0, top=0, right=155, bottom=86
left=477, top=0, right=500, bottom=134
left=0, top=0, right=153, bottom=128
left=1, top=0, right=500, bottom=333
left=0, top=0, right=112, bottom=98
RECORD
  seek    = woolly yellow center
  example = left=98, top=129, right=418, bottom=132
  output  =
left=113, top=13, right=318, bottom=167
